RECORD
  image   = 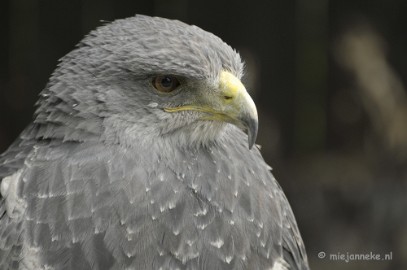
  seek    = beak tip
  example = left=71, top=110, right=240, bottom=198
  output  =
left=248, top=140, right=255, bottom=150
left=247, top=118, right=258, bottom=150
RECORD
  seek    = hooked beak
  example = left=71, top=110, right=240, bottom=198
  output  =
left=164, top=71, right=258, bottom=149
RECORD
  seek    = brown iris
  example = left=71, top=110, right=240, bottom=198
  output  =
left=152, top=75, right=180, bottom=93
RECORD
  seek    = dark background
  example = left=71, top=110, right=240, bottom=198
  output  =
left=1, top=1, right=407, bottom=269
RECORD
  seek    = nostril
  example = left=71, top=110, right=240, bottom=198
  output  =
left=224, top=95, right=233, bottom=100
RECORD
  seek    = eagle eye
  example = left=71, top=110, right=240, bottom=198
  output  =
left=152, top=75, right=180, bottom=93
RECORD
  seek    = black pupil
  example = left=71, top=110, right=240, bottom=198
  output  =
left=161, top=77, right=173, bottom=88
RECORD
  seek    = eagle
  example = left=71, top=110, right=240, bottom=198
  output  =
left=0, top=15, right=309, bottom=270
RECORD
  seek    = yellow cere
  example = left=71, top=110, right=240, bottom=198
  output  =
left=219, top=71, right=244, bottom=99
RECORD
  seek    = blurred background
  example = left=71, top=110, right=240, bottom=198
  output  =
left=1, top=0, right=406, bottom=269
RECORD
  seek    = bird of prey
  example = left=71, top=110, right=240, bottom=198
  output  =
left=0, top=15, right=309, bottom=270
